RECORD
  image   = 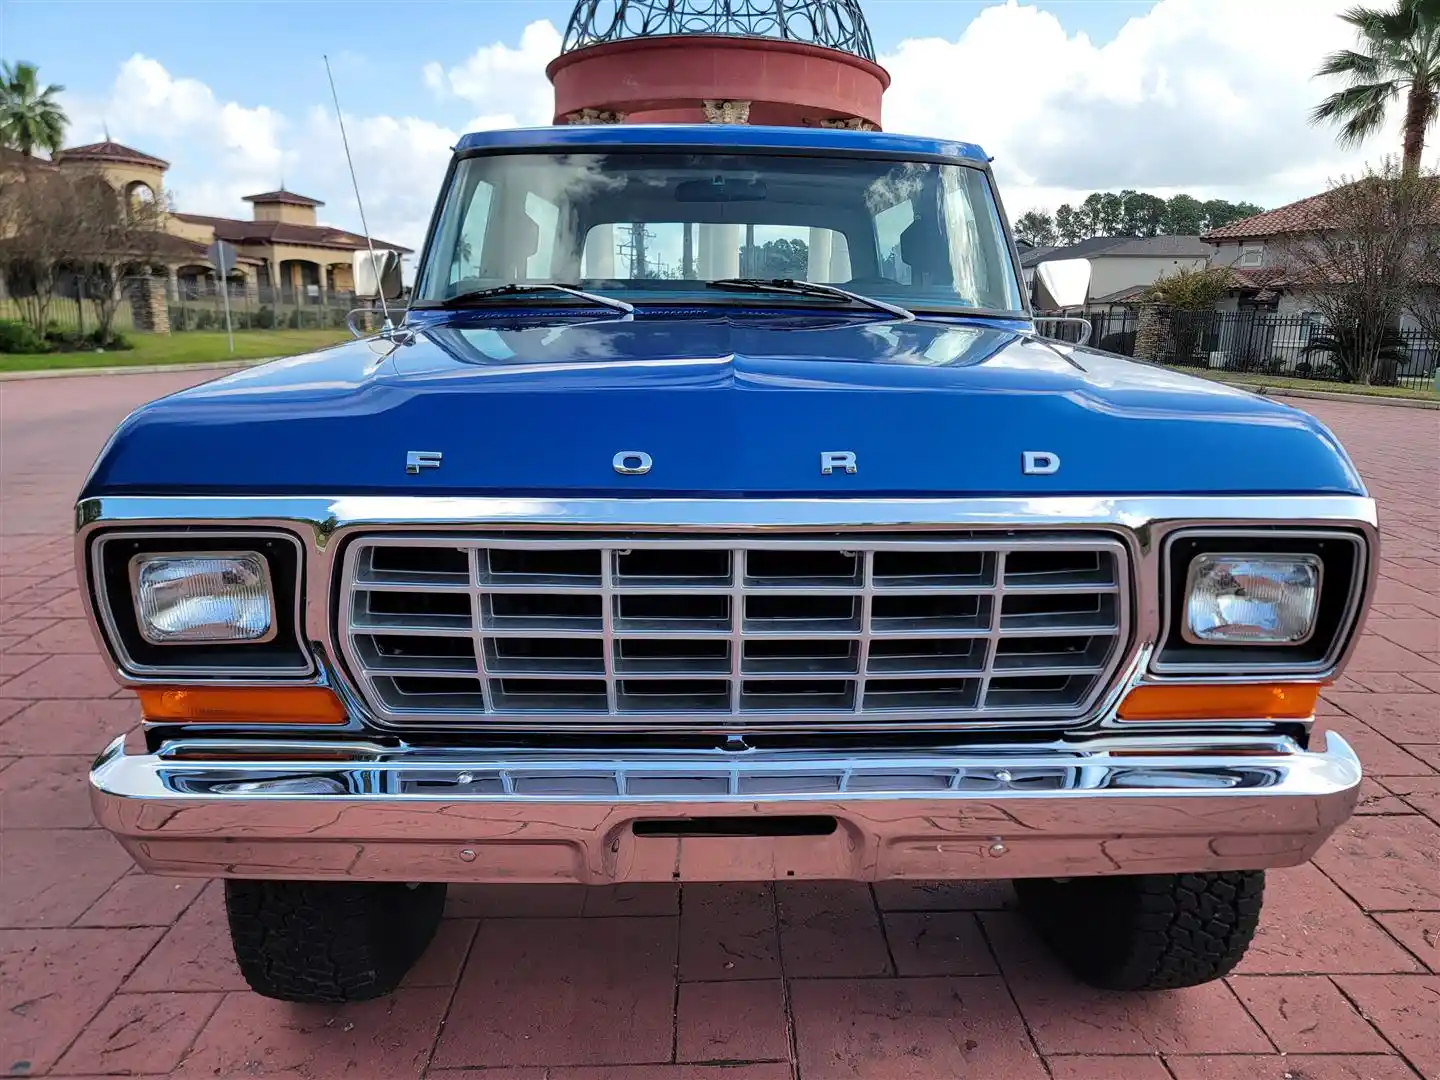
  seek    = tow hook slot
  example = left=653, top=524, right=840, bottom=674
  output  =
left=632, top=815, right=837, bottom=838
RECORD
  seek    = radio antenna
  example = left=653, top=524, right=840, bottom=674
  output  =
left=324, top=54, right=392, bottom=331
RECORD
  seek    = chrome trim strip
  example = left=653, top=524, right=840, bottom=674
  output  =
left=88, top=730, right=1364, bottom=883
left=74, top=495, right=1379, bottom=735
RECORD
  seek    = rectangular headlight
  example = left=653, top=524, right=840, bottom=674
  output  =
left=132, top=553, right=275, bottom=644
left=1184, top=554, right=1321, bottom=645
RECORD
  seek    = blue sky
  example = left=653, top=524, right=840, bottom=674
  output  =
left=0, top=0, right=1418, bottom=253
left=4, top=1, right=1141, bottom=130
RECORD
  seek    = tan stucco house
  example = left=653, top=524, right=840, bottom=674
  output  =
left=1019, top=235, right=1214, bottom=310
left=35, top=139, right=410, bottom=303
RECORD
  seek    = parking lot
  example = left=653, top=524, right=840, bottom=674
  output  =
left=1, top=370, right=1437, bottom=1080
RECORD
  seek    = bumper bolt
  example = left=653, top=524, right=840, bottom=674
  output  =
left=988, top=841, right=1007, bottom=857
left=459, top=848, right=476, bottom=862
left=995, top=770, right=1013, bottom=783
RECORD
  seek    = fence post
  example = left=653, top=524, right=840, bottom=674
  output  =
left=1134, top=303, right=1167, bottom=361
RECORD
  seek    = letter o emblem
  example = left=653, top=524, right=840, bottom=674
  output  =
left=613, top=451, right=653, bottom=475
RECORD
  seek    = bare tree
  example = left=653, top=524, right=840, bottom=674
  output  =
left=72, top=176, right=171, bottom=343
left=0, top=169, right=172, bottom=341
left=0, top=167, right=87, bottom=332
left=1275, top=159, right=1438, bottom=385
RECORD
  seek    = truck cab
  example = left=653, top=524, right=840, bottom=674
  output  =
left=81, top=124, right=1373, bottom=1003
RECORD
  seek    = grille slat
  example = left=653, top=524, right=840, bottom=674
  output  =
left=341, top=535, right=1131, bottom=730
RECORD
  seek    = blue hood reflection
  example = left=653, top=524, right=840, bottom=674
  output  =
left=81, top=312, right=1365, bottom=498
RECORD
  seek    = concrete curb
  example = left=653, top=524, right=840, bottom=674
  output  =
left=0, top=357, right=276, bottom=382
left=1222, top=382, right=1440, bottom=410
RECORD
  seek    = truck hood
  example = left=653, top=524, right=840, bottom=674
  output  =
left=82, top=312, right=1365, bottom=498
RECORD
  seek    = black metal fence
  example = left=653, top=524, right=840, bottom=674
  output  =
left=1040, top=310, right=1439, bottom=392
left=166, top=281, right=360, bottom=333
left=1, top=273, right=366, bottom=338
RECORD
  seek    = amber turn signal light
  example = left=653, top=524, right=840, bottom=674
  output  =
left=1116, top=683, right=1321, bottom=722
left=136, top=686, right=347, bottom=725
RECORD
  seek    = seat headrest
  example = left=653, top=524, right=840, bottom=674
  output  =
left=479, top=210, right=542, bottom=279
left=899, top=216, right=953, bottom=287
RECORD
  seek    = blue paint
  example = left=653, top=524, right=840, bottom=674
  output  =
left=452, top=124, right=991, bottom=164
left=81, top=312, right=1365, bottom=499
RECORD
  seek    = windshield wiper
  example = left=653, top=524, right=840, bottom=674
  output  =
left=706, top=278, right=914, bottom=321
left=431, top=283, right=633, bottom=314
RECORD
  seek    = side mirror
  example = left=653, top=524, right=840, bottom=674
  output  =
left=353, top=249, right=404, bottom=301
left=1034, top=258, right=1091, bottom=311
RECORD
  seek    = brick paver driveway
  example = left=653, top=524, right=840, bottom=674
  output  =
left=2, top=371, right=1437, bottom=1080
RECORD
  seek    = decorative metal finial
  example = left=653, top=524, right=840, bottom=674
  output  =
left=561, top=0, right=876, bottom=62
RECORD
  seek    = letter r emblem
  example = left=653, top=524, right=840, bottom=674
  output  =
left=820, top=451, right=857, bottom=475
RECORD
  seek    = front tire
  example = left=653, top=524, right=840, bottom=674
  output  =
left=1014, top=871, right=1264, bottom=990
left=224, top=880, right=446, bottom=1003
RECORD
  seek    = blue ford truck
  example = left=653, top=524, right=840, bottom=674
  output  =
left=80, top=124, right=1373, bottom=1003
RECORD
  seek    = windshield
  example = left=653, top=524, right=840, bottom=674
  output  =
left=413, top=151, right=1024, bottom=315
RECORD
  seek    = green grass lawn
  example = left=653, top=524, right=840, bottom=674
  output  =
left=0, top=329, right=353, bottom=373
left=1167, top=366, right=1440, bottom=402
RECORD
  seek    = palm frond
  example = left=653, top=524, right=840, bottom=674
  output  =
left=1316, top=48, right=1387, bottom=79
left=1311, top=80, right=1401, bottom=134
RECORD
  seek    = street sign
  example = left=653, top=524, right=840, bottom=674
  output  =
left=206, top=240, right=237, bottom=353
left=206, top=240, right=237, bottom=276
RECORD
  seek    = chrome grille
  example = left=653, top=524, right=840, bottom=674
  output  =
left=338, top=534, right=1131, bottom=731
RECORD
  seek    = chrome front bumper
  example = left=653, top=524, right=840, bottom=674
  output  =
left=90, top=732, right=1362, bottom=884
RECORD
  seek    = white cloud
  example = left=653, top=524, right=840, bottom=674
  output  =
left=880, top=0, right=1425, bottom=217
left=53, top=19, right=564, bottom=254
left=300, top=107, right=459, bottom=256
left=63, top=54, right=293, bottom=217
left=423, top=19, right=561, bottom=128
left=62, top=54, right=456, bottom=255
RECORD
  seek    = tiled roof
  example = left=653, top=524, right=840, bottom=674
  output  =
left=1228, top=266, right=1290, bottom=289
left=1090, top=284, right=1151, bottom=304
left=243, top=189, right=324, bottom=207
left=1100, top=235, right=1213, bottom=258
left=56, top=140, right=169, bottom=169
left=1202, top=193, right=1335, bottom=241
left=173, top=212, right=412, bottom=254
left=1222, top=263, right=1440, bottom=290
left=1019, top=237, right=1125, bottom=268
left=1203, top=179, right=1440, bottom=241
left=1019, top=235, right=1210, bottom=268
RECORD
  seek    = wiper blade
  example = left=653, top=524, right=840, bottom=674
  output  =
left=435, top=283, right=633, bottom=314
left=706, top=278, right=914, bottom=321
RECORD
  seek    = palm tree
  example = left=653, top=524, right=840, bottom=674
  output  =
left=1312, top=0, right=1440, bottom=174
left=0, top=61, right=67, bottom=158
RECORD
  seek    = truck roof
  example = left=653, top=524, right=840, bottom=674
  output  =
left=452, top=124, right=990, bottom=164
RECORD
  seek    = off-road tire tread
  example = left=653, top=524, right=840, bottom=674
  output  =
left=225, top=880, right=446, bottom=1003
left=1015, top=870, right=1264, bottom=990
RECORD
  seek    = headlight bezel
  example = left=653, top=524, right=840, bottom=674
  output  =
left=89, top=529, right=314, bottom=679
left=1153, top=527, right=1367, bottom=678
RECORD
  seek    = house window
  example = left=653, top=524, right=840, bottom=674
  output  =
left=1239, top=244, right=1264, bottom=268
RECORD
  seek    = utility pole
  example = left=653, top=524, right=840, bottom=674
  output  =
left=617, top=223, right=654, bottom=278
